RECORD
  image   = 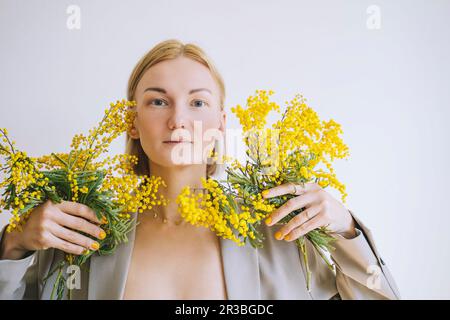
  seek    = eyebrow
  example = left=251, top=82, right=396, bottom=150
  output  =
left=143, top=87, right=212, bottom=95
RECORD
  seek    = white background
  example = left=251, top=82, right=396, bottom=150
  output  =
left=1, top=0, right=449, bottom=299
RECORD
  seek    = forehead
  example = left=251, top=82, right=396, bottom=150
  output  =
left=136, top=56, right=219, bottom=96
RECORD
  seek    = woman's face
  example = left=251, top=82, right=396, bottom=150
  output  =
left=131, top=56, right=226, bottom=169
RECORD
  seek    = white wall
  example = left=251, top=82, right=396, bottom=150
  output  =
left=1, top=0, right=449, bottom=299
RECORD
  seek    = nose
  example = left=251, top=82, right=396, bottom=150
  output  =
left=167, top=108, right=187, bottom=130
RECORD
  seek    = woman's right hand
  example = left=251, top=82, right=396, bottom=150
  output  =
left=0, top=200, right=106, bottom=260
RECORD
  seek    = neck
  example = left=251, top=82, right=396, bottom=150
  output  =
left=148, top=161, right=207, bottom=222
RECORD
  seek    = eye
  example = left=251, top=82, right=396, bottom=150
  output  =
left=148, top=98, right=168, bottom=107
left=191, top=100, right=208, bottom=108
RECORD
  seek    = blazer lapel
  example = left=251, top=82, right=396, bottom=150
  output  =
left=220, top=237, right=261, bottom=300
left=88, top=216, right=137, bottom=300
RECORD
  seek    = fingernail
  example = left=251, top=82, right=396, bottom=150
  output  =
left=284, top=234, right=291, bottom=241
left=274, top=231, right=283, bottom=240
left=91, top=242, right=100, bottom=250
left=82, top=249, right=90, bottom=255
left=265, top=217, right=272, bottom=225
left=262, top=190, right=269, bottom=197
left=101, top=215, right=108, bottom=224
left=99, top=230, right=106, bottom=240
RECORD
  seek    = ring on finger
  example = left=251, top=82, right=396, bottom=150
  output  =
left=291, top=183, right=302, bottom=196
left=304, top=210, right=310, bottom=220
left=290, top=183, right=297, bottom=195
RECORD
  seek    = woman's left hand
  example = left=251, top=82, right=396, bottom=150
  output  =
left=262, top=182, right=357, bottom=241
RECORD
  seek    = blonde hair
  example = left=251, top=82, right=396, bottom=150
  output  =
left=125, top=39, right=226, bottom=177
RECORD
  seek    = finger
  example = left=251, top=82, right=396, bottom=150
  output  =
left=47, top=232, right=87, bottom=256
left=53, top=210, right=106, bottom=240
left=265, top=191, right=320, bottom=226
left=55, top=200, right=103, bottom=224
left=262, top=182, right=321, bottom=199
left=283, top=214, right=326, bottom=242
left=275, top=205, right=322, bottom=239
left=50, top=222, right=100, bottom=252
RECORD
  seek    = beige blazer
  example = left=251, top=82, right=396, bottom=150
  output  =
left=0, top=210, right=401, bottom=300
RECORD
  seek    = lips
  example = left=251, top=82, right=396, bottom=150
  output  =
left=163, top=140, right=192, bottom=144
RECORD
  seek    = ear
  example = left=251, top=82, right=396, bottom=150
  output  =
left=128, top=117, right=140, bottom=139
left=219, top=109, right=226, bottom=133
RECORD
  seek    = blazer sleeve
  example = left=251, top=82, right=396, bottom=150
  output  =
left=329, top=210, right=401, bottom=300
left=0, top=224, right=39, bottom=299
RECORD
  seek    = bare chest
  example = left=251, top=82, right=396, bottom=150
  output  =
left=123, top=223, right=228, bottom=300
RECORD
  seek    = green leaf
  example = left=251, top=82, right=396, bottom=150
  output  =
left=51, top=153, right=69, bottom=169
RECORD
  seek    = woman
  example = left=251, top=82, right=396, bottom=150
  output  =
left=0, top=39, right=401, bottom=300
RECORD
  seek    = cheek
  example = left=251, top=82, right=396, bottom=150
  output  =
left=198, top=110, right=221, bottom=130
left=136, top=113, right=164, bottom=144
left=200, top=115, right=223, bottom=146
